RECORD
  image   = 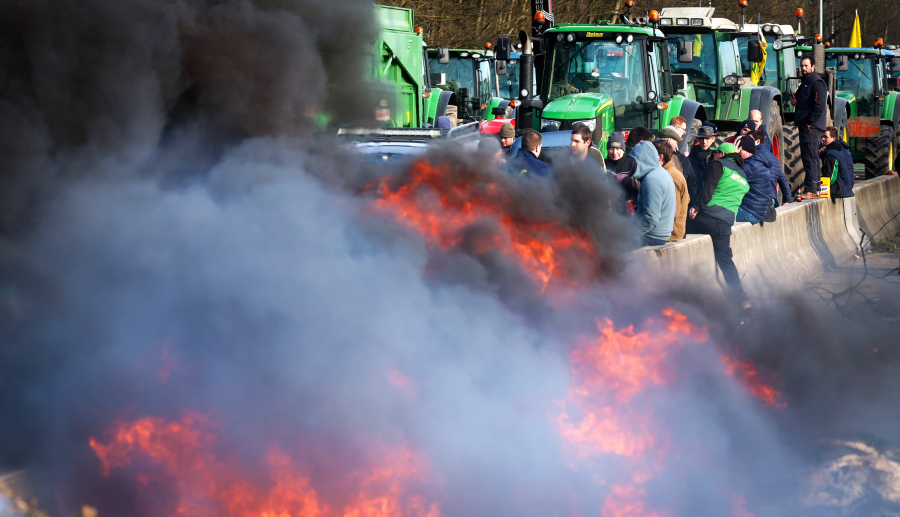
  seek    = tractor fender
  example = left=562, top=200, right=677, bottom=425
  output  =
left=677, top=99, right=705, bottom=154
left=436, top=90, right=456, bottom=121
left=747, top=86, right=781, bottom=126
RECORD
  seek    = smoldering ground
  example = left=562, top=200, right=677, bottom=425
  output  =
left=2, top=1, right=900, bottom=516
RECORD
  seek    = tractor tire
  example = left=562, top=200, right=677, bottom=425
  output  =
left=782, top=123, right=804, bottom=193
left=768, top=100, right=785, bottom=167
left=863, top=125, right=894, bottom=178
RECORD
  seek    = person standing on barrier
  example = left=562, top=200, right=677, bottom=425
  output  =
left=821, top=126, right=855, bottom=198
left=687, top=142, right=750, bottom=306
left=791, top=55, right=828, bottom=196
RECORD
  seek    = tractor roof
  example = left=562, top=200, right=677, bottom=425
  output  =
left=658, top=7, right=739, bottom=32
left=548, top=23, right=660, bottom=37
left=736, top=23, right=796, bottom=36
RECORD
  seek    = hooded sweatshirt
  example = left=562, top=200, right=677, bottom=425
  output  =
left=632, top=141, right=677, bottom=242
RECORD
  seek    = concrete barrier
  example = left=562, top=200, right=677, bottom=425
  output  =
left=638, top=175, right=900, bottom=296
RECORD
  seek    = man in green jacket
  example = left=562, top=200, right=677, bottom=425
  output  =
left=687, top=142, right=751, bottom=306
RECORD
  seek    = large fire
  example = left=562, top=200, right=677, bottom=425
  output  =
left=89, top=412, right=440, bottom=517
left=368, top=160, right=596, bottom=290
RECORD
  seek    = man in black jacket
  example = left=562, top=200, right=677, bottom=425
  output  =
left=791, top=56, right=828, bottom=196
left=820, top=126, right=855, bottom=198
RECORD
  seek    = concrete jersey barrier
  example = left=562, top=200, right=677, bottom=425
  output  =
left=637, top=176, right=900, bottom=296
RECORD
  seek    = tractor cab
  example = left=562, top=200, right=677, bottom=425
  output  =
left=827, top=49, right=885, bottom=118
left=731, top=24, right=797, bottom=90
left=537, top=22, right=690, bottom=148
left=427, top=48, right=493, bottom=121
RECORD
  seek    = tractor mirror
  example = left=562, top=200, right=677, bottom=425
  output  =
left=521, top=98, right=543, bottom=110
left=836, top=55, right=849, bottom=71
left=437, top=47, right=450, bottom=65
left=677, top=39, right=694, bottom=63
left=495, top=38, right=512, bottom=61
left=892, top=57, right=900, bottom=71
left=887, top=77, right=900, bottom=91
left=458, top=87, right=469, bottom=99
left=747, top=40, right=763, bottom=63
left=471, top=97, right=482, bottom=111
left=671, top=74, right=688, bottom=91
left=430, top=73, right=447, bottom=86
left=495, top=60, right=508, bottom=76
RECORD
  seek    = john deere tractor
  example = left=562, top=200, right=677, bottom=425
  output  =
left=511, top=1, right=705, bottom=158
left=657, top=8, right=791, bottom=164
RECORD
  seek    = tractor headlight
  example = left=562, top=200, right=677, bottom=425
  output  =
left=724, top=75, right=737, bottom=85
left=627, top=34, right=634, bottom=43
left=566, top=33, right=576, bottom=42
left=557, top=34, right=564, bottom=42
left=773, top=25, right=783, bottom=34
left=615, top=35, right=623, bottom=44
left=773, top=39, right=784, bottom=50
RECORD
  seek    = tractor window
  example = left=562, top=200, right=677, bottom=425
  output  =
left=477, top=59, right=492, bottom=100
left=492, top=59, right=521, bottom=100
left=719, top=40, right=740, bottom=78
left=547, top=38, right=648, bottom=129
left=429, top=54, right=476, bottom=95
left=829, top=55, right=875, bottom=116
left=668, top=33, right=716, bottom=85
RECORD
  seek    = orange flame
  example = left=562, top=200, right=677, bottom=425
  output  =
left=601, top=484, right=666, bottom=517
left=369, top=160, right=595, bottom=290
left=89, top=412, right=440, bottom=517
left=721, top=349, right=786, bottom=408
left=557, top=309, right=708, bottom=458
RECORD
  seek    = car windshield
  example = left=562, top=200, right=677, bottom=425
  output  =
left=828, top=55, right=875, bottom=115
left=735, top=34, right=779, bottom=86
left=491, top=59, right=521, bottom=100
left=547, top=38, right=647, bottom=128
left=429, top=55, right=476, bottom=95
left=667, top=33, right=717, bottom=85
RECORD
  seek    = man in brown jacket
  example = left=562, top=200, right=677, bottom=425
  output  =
left=654, top=139, right=688, bottom=241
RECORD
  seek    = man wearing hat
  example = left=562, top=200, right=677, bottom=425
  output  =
left=734, top=135, right=771, bottom=225
left=605, top=131, right=626, bottom=170
left=499, top=123, right=516, bottom=154
left=687, top=141, right=750, bottom=306
left=689, top=125, right=719, bottom=188
left=659, top=125, right=698, bottom=203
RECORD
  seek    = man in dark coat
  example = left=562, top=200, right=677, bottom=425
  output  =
left=749, top=110, right=772, bottom=153
left=509, top=129, right=551, bottom=177
left=605, top=131, right=626, bottom=171
left=750, top=130, right=791, bottom=206
left=820, top=126, right=855, bottom=198
left=791, top=55, right=828, bottom=195
left=689, top=125, right=719, bottom=189
left=734, top=136, right=771, bottom=224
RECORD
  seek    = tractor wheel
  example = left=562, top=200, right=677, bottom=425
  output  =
left=782, top=123, right=804, bottom=192
left=768, top=100, right=785, bottom=167
left=863, top=125, right=894, bottom=178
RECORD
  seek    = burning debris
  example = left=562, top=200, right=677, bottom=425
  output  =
left=804, top=440, right=900, bottom=515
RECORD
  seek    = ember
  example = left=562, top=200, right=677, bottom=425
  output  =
left=721, top=349, right=787, bottom=408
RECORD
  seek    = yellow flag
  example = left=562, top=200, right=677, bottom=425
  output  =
left=750, top=26, right=768, bottom=85
left=849, top=11, right=862, bottom=48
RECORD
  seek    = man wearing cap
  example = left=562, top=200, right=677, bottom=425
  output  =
left=499, top=123, right=516, bottom=154
left=659, top=125, right=698, bottom=203
left=734, top=135, right=771, bottom=225
left=689, top=125, right=719, bottom=187
left=605, top=131, right=626, bottom=170
left=726, top=119, right=756, bottom=144
left=687, top=141, right=750, bottom=305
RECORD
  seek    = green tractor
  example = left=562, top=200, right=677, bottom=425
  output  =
left=657, top=8, right=791, bottom=163
left=427, top=48, right=494, bottom=123
left=514, top=5, right=705, bottom=158
left=372, top=5, right=457, bottom=128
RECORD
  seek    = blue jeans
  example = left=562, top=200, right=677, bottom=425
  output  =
left=736, top=207, right=761, bottom=224
left=643, top=235, right=668, bottom=246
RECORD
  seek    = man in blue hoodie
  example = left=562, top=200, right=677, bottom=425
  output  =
left=632, top=141, right=677, bottom=246
left=735, top=136, right=771, bottom=224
